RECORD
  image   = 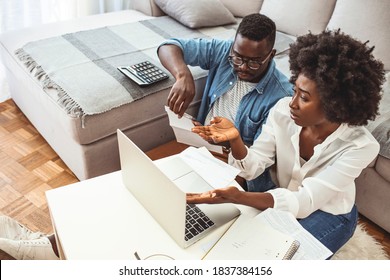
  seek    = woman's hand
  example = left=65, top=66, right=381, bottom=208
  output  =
left=191, top=117, right=240, bottom=143
left=187, top=187, right=275, bottom=211
left=186, top=186, right=242, bottom=204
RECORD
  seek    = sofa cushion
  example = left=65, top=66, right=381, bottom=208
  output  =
left=326, top=0, right=390, bottom=71
left=260, top=0, right=336, bottom=36
left=220, top=0, right=264, bottom=17
left=154, top=0, right=236, bottom=28
left=376, top=156, right=390, bottom=182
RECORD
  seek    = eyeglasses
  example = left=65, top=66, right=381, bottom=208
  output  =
left=228, top=50, right=273, bottom=70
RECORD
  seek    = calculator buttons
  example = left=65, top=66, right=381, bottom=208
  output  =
left=118, top=61, right=169, bottom=87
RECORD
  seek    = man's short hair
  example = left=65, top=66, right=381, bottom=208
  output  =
left=236, top=13, right=276, bottom=48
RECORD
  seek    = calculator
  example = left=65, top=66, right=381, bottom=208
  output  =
left=117, top=61, right=169, bottom=87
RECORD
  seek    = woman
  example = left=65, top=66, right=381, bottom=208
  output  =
left=189, top=30, right=385, bottom=254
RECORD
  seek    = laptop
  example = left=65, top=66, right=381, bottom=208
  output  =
left=117, top=129, right=241, bottom=248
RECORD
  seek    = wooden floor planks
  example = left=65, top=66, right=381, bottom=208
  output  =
left=0, top=99, right=78, bottom=235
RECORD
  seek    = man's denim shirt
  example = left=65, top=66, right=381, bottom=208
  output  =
left=159, top=38, right=293, bottom=191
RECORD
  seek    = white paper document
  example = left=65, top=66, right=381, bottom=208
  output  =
left=165, top=106, right=223, bottom=154
left=154, top=146, right=240, bottom=189
left=179, top=146, right=240, bottom=189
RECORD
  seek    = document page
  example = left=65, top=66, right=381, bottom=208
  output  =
left=255, top=209, right=333, bottom=260
left=204, top=213, right=299, bottom=260
left=179, top=146, right=240, bottom=189
left=153, top=147, right=240, bottom=189
left=165, top=106, right=223, bottom=154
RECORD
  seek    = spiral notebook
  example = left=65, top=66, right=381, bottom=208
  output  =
left=204, top=209, right=300, bottom=260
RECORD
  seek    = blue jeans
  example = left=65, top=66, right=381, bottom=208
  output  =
left=246, top=168, right=276, bottom=192
left=298, top=205, right=358, bottom=256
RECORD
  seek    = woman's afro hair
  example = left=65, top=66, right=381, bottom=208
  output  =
left=289, top=29, right=385, bottom=126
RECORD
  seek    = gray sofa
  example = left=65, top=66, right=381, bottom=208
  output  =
left=0, top=9, right=202, bottom=181
left=0, top=0, right=389, bottom=233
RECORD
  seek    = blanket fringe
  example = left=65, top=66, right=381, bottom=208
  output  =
left=34, top=65, right=46, bottom=79
left=15, top=48, right=39, bottom=73
left=15, top=48, right=86, bottom=127
left=57, top=90, right=85, bottom=125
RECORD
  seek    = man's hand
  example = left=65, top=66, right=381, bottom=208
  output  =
left=186, top=187, right=242, bottom=204
left=192, top=117, right=240, bottom=143
left=167, top=76, right=195, bottom=118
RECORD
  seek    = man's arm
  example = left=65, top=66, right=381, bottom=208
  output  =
left=157, top=44, right=196, bottom=117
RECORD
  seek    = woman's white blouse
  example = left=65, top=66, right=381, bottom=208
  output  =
left=229, top=97, right=380, bottom=218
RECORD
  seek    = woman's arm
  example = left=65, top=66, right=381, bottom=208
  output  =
left=186, top=186, right=274, bottom=210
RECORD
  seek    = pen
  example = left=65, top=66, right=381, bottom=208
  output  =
left=134, top=251, right=141, bottom=260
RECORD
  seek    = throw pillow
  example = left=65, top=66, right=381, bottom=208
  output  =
left=260, top=0, right=337, bottom=36
left=219, top=0, right=264, bottom=17
left=154, top=0, right=236, bottom=29
left=326, top=0, right=390, bottom=71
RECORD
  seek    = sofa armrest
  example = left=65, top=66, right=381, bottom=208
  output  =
left=132, top=0, right=165, bottom=17
left=366, top=72, right=390, bottom=159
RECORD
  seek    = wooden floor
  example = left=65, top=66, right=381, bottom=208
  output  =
left=0, top=99, right=78, bottom=259
left=0, top=98, right=389, bottom=259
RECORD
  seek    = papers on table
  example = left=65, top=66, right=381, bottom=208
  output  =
left=165, top=106, right=223, bottom=154
left=179, top=146, right=240, bottom=189
left=155, top=146, right=240, bottom=190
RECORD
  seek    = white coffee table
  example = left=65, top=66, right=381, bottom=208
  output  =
left=46, top=170, right=255, bottom=260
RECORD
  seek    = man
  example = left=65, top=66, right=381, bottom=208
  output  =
left=157, top=13, right=293, bottom=191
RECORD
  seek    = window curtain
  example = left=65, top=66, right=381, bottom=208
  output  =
left=40, top=0, right=133, bottom=22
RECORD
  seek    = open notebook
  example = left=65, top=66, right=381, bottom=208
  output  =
left=204, top=210, right=300, bottom=260
left=204, top=208, right=333, bottom=260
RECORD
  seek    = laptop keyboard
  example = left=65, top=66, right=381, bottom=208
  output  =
left=185, top=204, right=215, bottom=241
